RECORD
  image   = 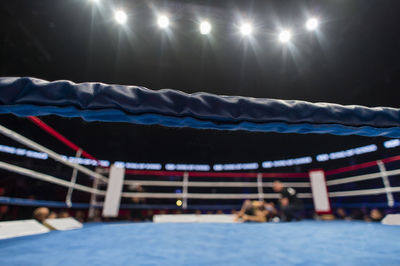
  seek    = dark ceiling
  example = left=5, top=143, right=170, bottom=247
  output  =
left=0, top=0, right=399, bottom=168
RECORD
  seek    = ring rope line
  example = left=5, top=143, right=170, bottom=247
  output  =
left=28, top=116, right=102, bottom=165
left=125, top=169, right=309, bottom=178
left=0, top=124, right=108, bottom=183
left=120, top=192, right=313, bottom=199
left=329, top=186, right=400, bottom=197
left=0, top=161, right=105, bottom=195
left=2, top=77, right=400, bottom=137
left=124, top=180, right=311, bottom=188
left=1, top=196, right=399, bottom=209
left=326, top=169, right=400, bottom=186
left=325, top=155, right=400, bottom=176
left=2, top=159, right=398, bottom=200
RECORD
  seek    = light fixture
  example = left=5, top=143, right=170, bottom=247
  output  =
left=200, top=21, right=212, bottom=35
left=278, top=30, right=292, bottom=43
left=114, top=10, right=127, bottom=25
left=240, top=22, right=253, bottom=36
left=306, top=17, right=319, bottom=31
left=157, top=15, right=170, bottom=29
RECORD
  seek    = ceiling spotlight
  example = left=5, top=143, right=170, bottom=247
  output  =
left=114, top=10, right=127, bottom=25
left=240, top=23, right=253, bottom=36
left=306, top=17, right=319, bottom=31
left=278, top=30, right=292, bottom=43
left=157, top=15, right=170, bottom=29
left=200, top=21, right=212, bottom=35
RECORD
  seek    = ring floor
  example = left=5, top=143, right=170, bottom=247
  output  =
left=0, top=221, right=399, bottom=265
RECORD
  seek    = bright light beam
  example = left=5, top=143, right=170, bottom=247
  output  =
left=278, top=30, right=292, bottom=43
left=240, top=23, right=253, bottom=36
left=157, top=15, right=170, bottom=29
left=199, top=21, right=212, bottom=35
left=114, top=10, right=127, bottom=25
left=305, top=17, right=319, bottom=31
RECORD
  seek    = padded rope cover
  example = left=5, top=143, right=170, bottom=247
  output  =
left=0, top=77, right=399, bottom=137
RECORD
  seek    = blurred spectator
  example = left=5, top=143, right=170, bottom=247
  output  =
left=0, top=205, right=11, bottom=221
left=33, top=207, right=49, bottom=223
left=216, top=210, right=224, bottom=214
left=365, top=208, right=383, bottom=222
left=58, top=210, right=70, bottom=218
left=129, top=185, right=146, bottom=221
left=335, top=208, right=351, bottom=220
left=350, top=209, right=364, bottom=220
left=145, top=210, right=154, bottom=221
left=75, top=210, right=85, bottom=223
left=48, top=211, right=57, bottom=219
left=195, top=210, right=202, bottom=215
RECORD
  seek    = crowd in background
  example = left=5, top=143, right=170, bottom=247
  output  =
left=0, top=182, right=389, bottom=224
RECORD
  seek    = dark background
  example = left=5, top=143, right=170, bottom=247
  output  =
left=1, top=0, right=400, bottom=169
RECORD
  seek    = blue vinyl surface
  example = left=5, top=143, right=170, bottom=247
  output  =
left=0, top=221, right=399, bottom=265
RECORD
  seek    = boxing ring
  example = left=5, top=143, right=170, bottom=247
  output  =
left=0, top=77, right=400, bottom=265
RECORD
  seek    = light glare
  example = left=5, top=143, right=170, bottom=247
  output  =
left=114, top=10, right=127, bottom=25
left=279, top=30, right=292, bottom=43
left=200, top=21, right=212, bottom=35
left=240, top=23, right=253, bottom=36
left=157, top=15, right=170, bottom=29
left=176, top=200, right=183, bottom=207
left=306, top=18, right=319, bottom=31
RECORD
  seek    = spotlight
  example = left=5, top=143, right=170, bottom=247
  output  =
left=114, top=10, right=127, bottom=25
left=278, top=30, right=292, bottom=43
left=240, top=22, right=253, bottom=36
left=306, top=17, right=319, bottom=31
left=157, top=15, right=170, bottom=29
left=89, top=0, right=100, bottom=3
left=176, top=199, right=183, bottom=207
left=199, top=21, right=212, bottom=35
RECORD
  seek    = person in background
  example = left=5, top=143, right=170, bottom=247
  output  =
left=33, top=207, right=50, bottom=223
left=365, top=208, right=383, bottom=222
left=75, top=210, right=86, bottom=223
left=58, top=210, right=70, bottom=218
left=350, top=209, right=364, bottom=220
left=273, top=181, right=303, bottom=221
left=0, top=205, right=11, bottom=221
left=235, top=200, right=269, bottom=223
left=264, top=202, right=279, bottom=221
left=48, top=211, right=57, bottom=219
left=335, top=208, right=351, bottom=220
left=129, top=185, right=146, bottom=221
left=145, top=210, right=154, bottom=221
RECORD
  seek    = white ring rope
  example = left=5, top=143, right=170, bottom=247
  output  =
left=121, top=192, right=313, bottom=199
left=0, top=161, right=105, bottom=195
left=329, top=186, right=400, bottom=197
left=124, top=180, right=310, bottom=188
left=0, top=124, right=108, bottom=183
left=326, top=168, right=400, bottom=186
left=1, top=119, right=399, bottom=203
left=2, top=157, right=400, bottom=201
